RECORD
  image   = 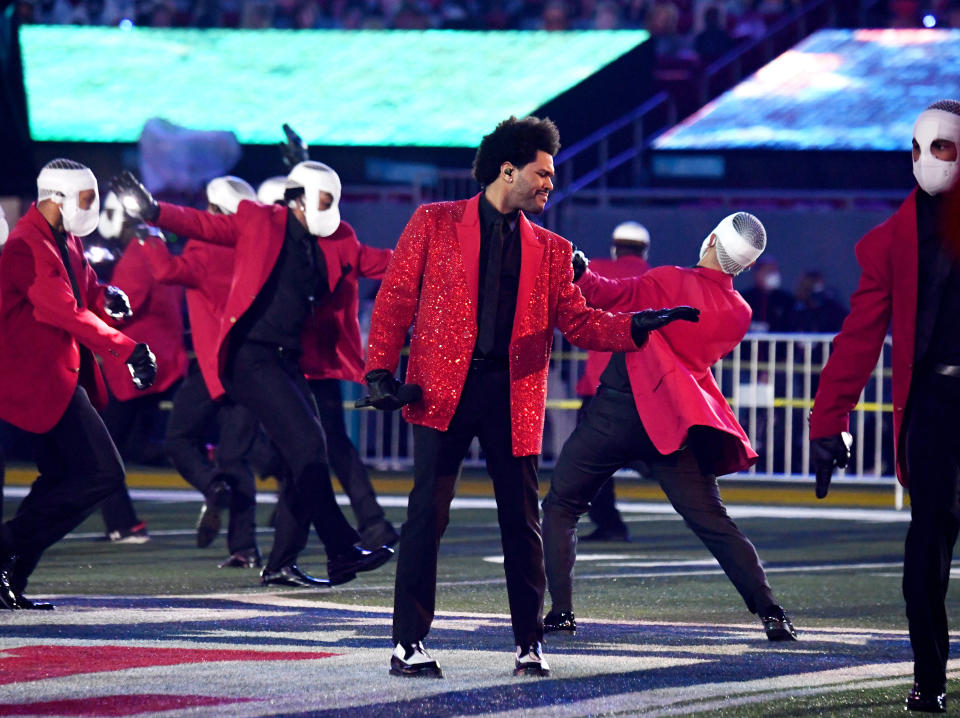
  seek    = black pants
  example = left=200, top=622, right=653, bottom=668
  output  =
left=542, top=386, right=775, bottom=615
left=165, top=367, right=259, bottom=554
left=2, top=386, right=125, bottom=592
left=902, top=371, right=960, bottom=691
left=223, top=342, right=358, bottom=571
left=393, top=363, right=544, bottom=647
left=309, top=379, right=387, bottom=539
left=578, top=397, right=631, bottom=533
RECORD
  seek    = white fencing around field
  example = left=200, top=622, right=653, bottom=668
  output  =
left=347, top=332, right=900, bottom=503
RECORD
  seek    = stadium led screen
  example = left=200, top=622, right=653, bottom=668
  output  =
left=653, top=29, right=960, bottom=152
left=20, top=26, right=648, bottom=147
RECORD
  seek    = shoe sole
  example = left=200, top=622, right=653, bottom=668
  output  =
left=765, top=627, right=798, bottom=641
left=514, top=664, right=550, bottom=677
left=329, top=548, right=394, bottom=585
left=389, top=665, right=443, bottom=678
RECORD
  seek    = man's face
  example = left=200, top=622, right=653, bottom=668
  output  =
left=912, top=137, right=958, bottom=163
left=504, top=151, right=554, bottom=215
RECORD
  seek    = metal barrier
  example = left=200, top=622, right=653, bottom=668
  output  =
left=347, top=332, right=900, bottom=502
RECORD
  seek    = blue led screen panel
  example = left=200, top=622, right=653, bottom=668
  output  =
left=21, top=26, right=648, bottom=147
left=653, top=29, right=960, bottom=152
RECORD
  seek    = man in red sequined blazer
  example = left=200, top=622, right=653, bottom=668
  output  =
left=364, top=116, right=698, bottom=679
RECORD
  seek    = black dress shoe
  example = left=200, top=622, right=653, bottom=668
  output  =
left=16, top=595, right=55, bottom=610
left=260, top=564, right=331, bottom=588
left=219, top=548, right=262, bottom=569
left=759, top=604, right=798, bottom=641
left=196, top=480, right=231, bottom=548
left=0, top=556, right=20, bottom=610
left=543, top=609, right=576, bottom=634
left=360, top=521, right=400, bottom=550
left=327, top=545, right=394, bottom=586
left=389, top=642, right=443, bottom=678
left=579, top=525, right=630, bottom=543
left=906, top=683, right=947, bottom=713
left=514, top=642, right=550, bottom=676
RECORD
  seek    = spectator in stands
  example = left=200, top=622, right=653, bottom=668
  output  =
left=647, top=1, right=687, bottom=57
left=740, top=256, right=795, bottom=332
left=576, top=221, right=653, bottom=543
left=694, top=3, right=735, bottom=64
left=539, top=0, right=570, bottom=30
left=792, top=270, right=846, bottom=334
left=731, top=0, right=766, bottom=40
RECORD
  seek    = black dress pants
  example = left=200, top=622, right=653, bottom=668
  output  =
left=392, top=363, right=544, bottom=647
left=165, top=366, right=259, bottom=554
left=309, top=378, right=387, bottom=537
left=222, top=342, right=358, bottom=571
left=542, top=386, right=775, bottom=615
left=3, top=386, right=125, bottom=592
left=902, top=371, right=960, bottom=691
left=578, top=397, right=631, bottom=534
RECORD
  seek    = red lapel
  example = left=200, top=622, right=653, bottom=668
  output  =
left=455, top=194, right=482, bottom=316
left=513, top=213, right=545, bottom=339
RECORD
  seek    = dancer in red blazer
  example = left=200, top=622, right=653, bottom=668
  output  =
left=110, top=162, right=394, bottom=588
left=140, top=176, right=264, bottom=570
left=541, top=211, right=797, bottom=643
left=96, top=193, right=189, bottom=542
left=299, top=220, right=400, bottom=549
left=0, top=159, right=156, bottom=610
left=363, top=116, right=697, bottom=678
left=810, top=100, right=960, bottom=713
left=575, top=221, right=652, bottom=543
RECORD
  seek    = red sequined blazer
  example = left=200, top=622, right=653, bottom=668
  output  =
left=365, top=194, right=636, bottom=457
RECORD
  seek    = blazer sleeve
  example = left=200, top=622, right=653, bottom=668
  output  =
left=576, top=267, right=661, bottom=312
left=110, top=244, right=153, bottom=314
left=553, top=241, right=636, bottom=352
left=365, top=206, right=430, bottom=373
left=154, top=202, right=239, bottom=247
left=141, top=238, right=206, bottom=289
left=810, top=230, right=892, bottom=438
left=11, top=240, right=138, bottom=361
left=357, top=242, right=394, bottom=280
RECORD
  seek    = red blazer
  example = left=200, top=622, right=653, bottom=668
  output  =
left=140, top=237, right=235, bottom=399
left=0, top=204, right=138, bottom=433
left=299, top=221, right=393, bottom=384
left=365, top=194, right=636, bottom=457
left=101, top=239, right=187, bottom=401
left=810, top=191, right=918, bottom=484
left=151, top=200, right=341, bottom=389
left=576, top=254, right=650, bottom=397
left=577, top=264, right=758, bottom=476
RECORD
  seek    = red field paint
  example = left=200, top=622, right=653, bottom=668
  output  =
left=0, top=694, right=256, bottom=716
left=0, top=645, right=339, bottom=685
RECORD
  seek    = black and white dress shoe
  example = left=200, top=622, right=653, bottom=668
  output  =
left=389, top=642, right=443, bottom=678
left=327, top=544, right=394, bottom=586
left=0, top=555, right=19, bottom=610
left=16, top=595, right=55, bottom=610
left=543, top=609, right=576, bottom=634
left=260, top=564, right=331, bottom=588
left=906, top=682, right=947, bottom=713
left=514, top=642, right=550, bottom=677
left=759, top=604, right=797, bottom=641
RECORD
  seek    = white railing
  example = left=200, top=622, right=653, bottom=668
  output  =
left=348, top=332, right=899, bottom=501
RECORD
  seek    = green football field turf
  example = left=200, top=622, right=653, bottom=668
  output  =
left=3, top=480, right=957, bottom=716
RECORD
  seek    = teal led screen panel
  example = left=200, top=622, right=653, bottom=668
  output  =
left=20, top=26, right=648, bottom=147
left=653, top=29, right=960, bottom=152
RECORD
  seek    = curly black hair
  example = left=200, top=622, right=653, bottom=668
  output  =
left=472, top=116, right=561, bottom=186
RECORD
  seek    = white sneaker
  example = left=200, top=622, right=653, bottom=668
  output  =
left=514, top=642, right=550, bottom=676
left=389, top=641, right=443, bottom=678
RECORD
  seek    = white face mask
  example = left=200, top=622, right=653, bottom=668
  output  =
left=285, top=161, right=342, bottom=238
left=913, top=109, right=960, bottom=196
left=98, top=193, right=125, bottom=239
left=60, top=192, right=100, bottom=237
left=0, top=214, right=8, bottom=250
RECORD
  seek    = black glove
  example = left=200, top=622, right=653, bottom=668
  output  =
left=572, top=248, right=588, bottom=282
left=357, top=369, right=423, bottom=411
left=107, top=171, right=159, bottom=223
left=126, top=342, right=157, bottom=391
left=630, top=306, right=700, bottom=346
left=279, top=123, right=309, bottom=168
left=103, top=285, right=132, bottom=320
left=811, top=432, right=852, bottom=499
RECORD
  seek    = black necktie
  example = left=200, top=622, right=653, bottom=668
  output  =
left=54, top=233, right=84, bottom=309
left=477, top=217, right=504, bottom=356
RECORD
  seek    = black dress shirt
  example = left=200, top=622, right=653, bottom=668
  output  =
left=915, top=190, right=960, bottom=367
left=235, top=211, right=327, bottom=352
left=474, top=192, right=521, bottom=360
